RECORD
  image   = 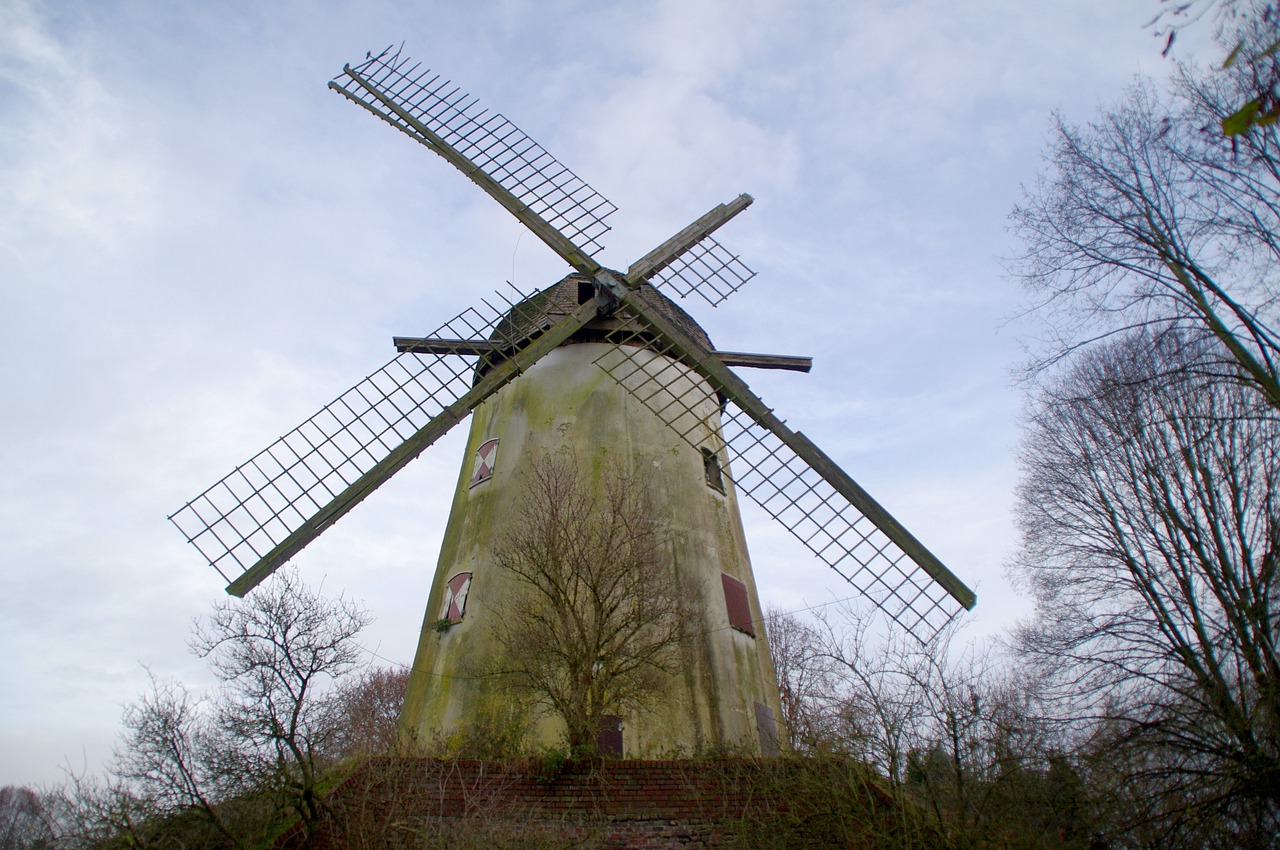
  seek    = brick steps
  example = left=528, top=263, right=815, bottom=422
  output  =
left=278, top=756, right=902, bottom=849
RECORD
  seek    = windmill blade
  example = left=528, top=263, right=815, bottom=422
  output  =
left=170, top=286, right=604, bottom=596
left=643, top=233, right=756, bottom=307
left=330, top=47, right=613, bottom=275
left=593, top=282, right=975, bottom=641
left=625, top=194, right=757, bottom=307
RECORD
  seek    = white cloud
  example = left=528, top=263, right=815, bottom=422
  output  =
left=0, top=0, right=1214, bottom=787
left=0, top=2, right=160, bottom=260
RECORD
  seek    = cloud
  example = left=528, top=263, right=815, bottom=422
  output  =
left=0, top=2, right=160, bottom=261
left=0, top=0, right=1205, bottom=787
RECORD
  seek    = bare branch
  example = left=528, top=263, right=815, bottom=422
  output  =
left=486, top=451, right=687, bottom=754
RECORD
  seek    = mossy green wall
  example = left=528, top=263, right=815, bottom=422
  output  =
left=399, top=342, right=783, bottom=756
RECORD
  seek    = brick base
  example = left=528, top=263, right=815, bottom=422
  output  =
left=279, top=756, right=905, bottom=849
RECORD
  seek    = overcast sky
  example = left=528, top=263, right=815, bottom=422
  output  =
left=0, top=0, right=1217, bottom=787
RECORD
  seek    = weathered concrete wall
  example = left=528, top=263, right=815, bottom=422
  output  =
left=399, top=342, right=782, bottom=756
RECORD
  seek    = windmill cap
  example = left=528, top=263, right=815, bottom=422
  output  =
left=486, top=273, right=714, bottom=360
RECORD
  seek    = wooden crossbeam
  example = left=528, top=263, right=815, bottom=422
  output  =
left=393, top=337, right=812, bottom=373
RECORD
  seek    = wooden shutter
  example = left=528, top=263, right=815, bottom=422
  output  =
left=721, top=573, right=755, bottom=636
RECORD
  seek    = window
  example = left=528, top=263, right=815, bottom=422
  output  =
left=702, top=447, right=724, bottom=492
left=440, top=572, right=472, bottom=623
left=469, top=438, right=499, bottom=487
left=721, top=573, right=754, bottom=637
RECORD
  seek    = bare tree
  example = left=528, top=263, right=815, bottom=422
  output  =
left=0, top=786, right=53, bottom=850
left=1010, top=64, right=1280, bottom=410
left=809, top=608, right=925, bottom=782
left=1012, top=331, right=1280, bottom=846
left=898, top=643, right=1062, bottom=850
left=765, top=607, right=839, bottom=752
left=1150, top=0, right=1279, bottom=135
left=320, top=666, right=409, bottom=761
left=191, top=567, right=371, bottom=846
left=489, top=452, right=685, bottom=754
left=37, top=767, right=161, bottom=850
left=800, top=606, right=1077, bottom=850
left=112, top=672, right=250, bottom=848
left=6, top=573, right=374, bottom=849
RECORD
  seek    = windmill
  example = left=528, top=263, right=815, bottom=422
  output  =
left=170, top=47, right=976, bottom=756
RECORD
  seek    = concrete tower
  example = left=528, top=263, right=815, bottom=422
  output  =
left=399, top=276, right=784, bottom=757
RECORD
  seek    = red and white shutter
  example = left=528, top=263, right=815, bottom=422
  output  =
left=441, top=572, right=473, bottom=622
left=469, top=438, right=499, bottom=486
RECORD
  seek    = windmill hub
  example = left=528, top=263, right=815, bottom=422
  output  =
left=484, top=274, right=715, bottom=373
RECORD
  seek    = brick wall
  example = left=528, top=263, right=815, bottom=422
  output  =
left=279, top=756, right=902, bottom=849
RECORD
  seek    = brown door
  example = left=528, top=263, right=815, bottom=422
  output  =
left=596, top=715, right=623, bottom=758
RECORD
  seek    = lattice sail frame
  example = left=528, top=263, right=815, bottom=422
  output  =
left=171, top=48, right=972, bottom=633
left=329, top=47, right=755, bottom=311
left=330, top=47, right=616, bottom=256
left=645, top=234, right=754, bottom=308
left=594, top=332, right=964, bottom=640
left=169, top=285, right=545, bottom=585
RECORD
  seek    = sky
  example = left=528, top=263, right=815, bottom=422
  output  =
left=0, top=0, right=1218, bottom=787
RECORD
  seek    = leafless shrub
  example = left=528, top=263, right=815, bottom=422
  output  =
left=320, top=666, right=410, bottom=761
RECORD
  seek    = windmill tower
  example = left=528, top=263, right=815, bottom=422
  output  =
left=170, top=48, right=977, bottom=757
left=397, top=276, right=792, bottom=755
